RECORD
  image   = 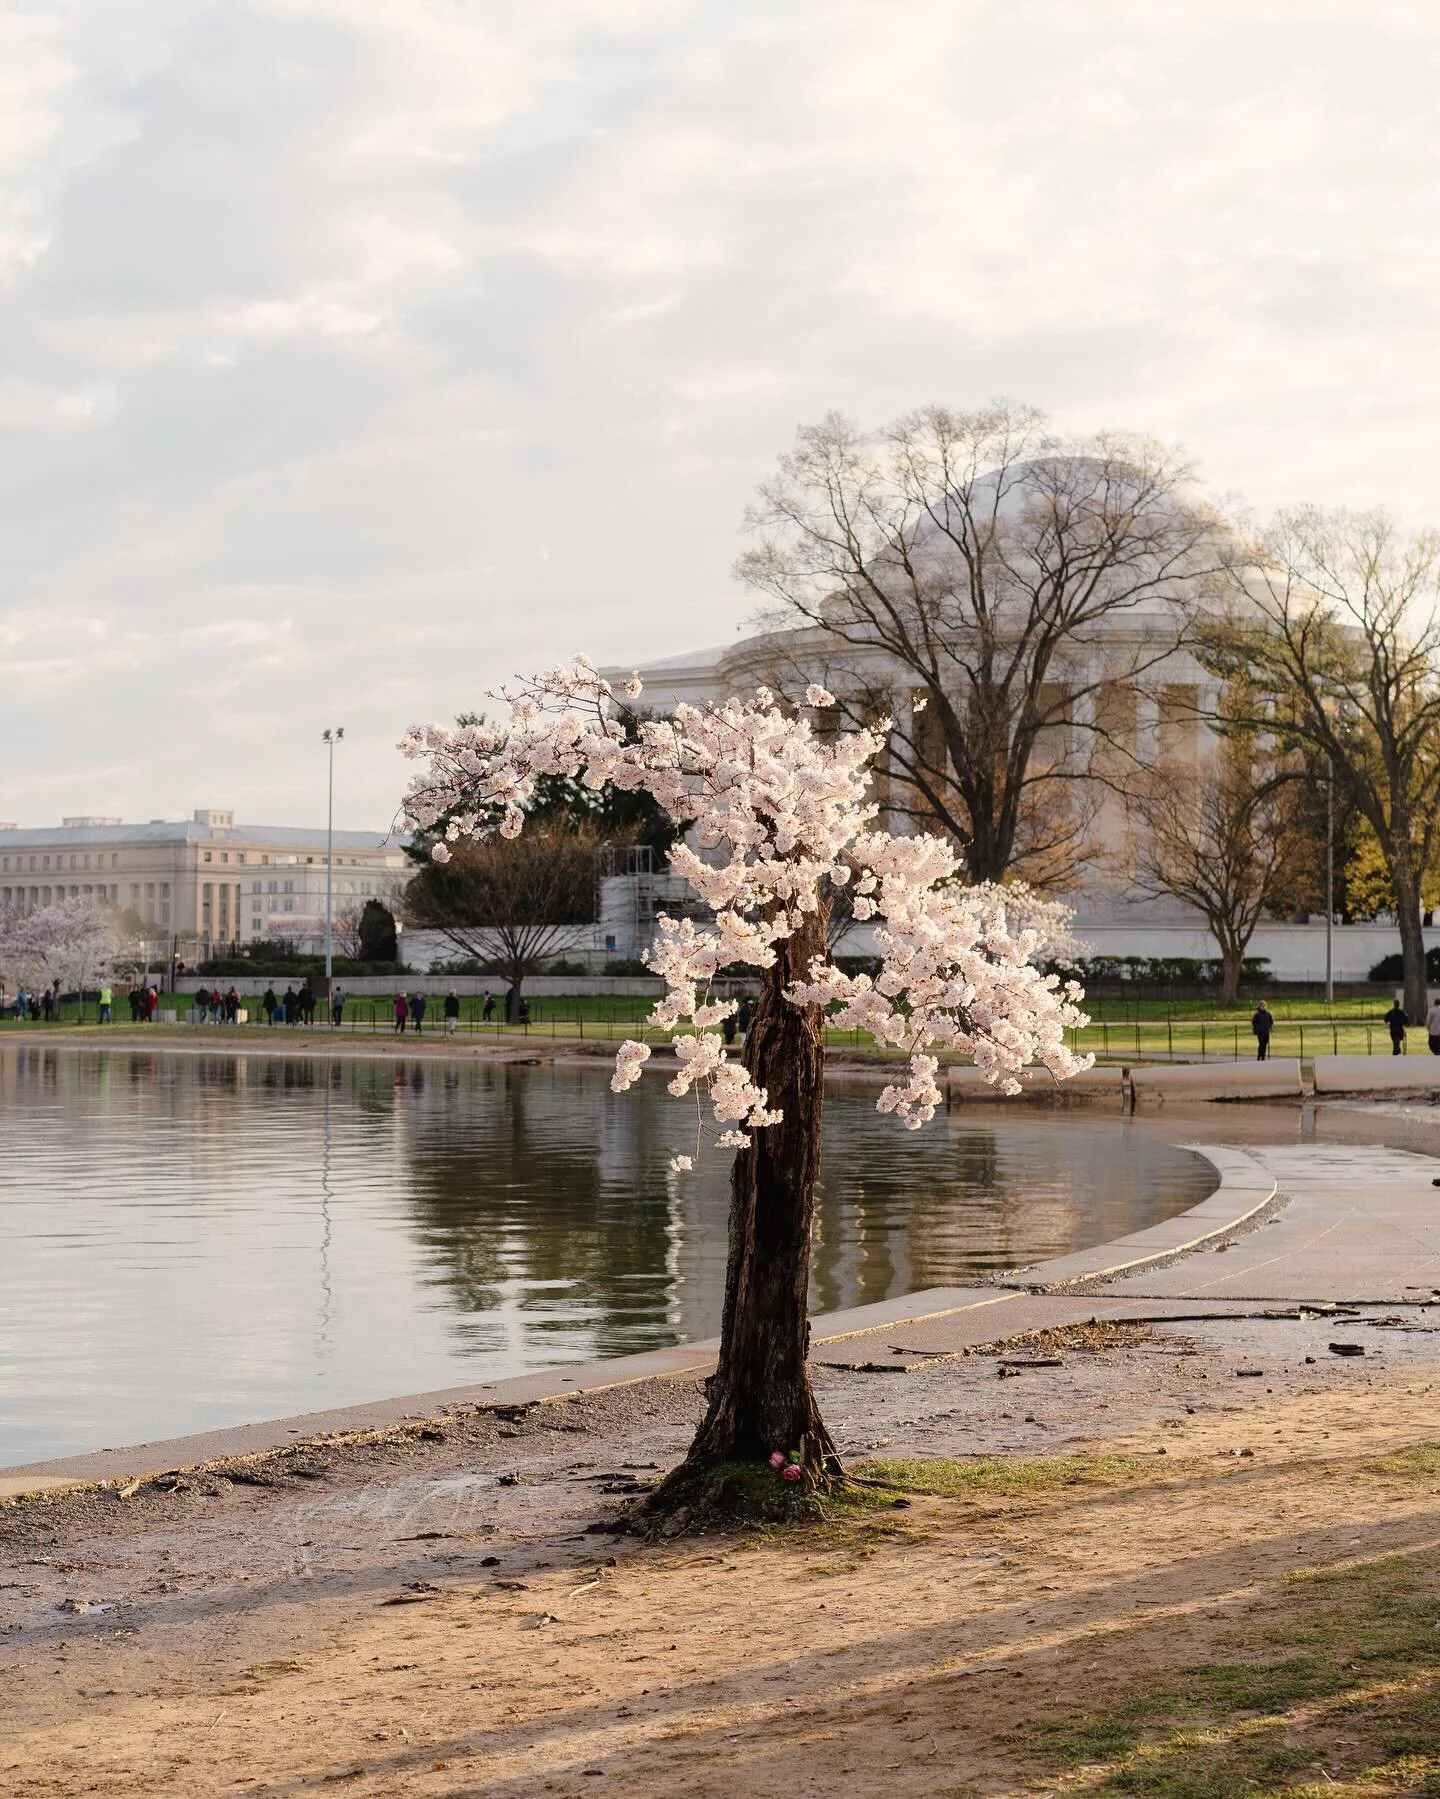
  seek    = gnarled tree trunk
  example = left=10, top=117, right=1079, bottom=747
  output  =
left=683, top=903, right=838, bottom=1480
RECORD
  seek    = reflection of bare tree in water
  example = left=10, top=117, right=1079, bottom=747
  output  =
left=397, top=1068, right=686, bottom=1364
left=808, top=1121, right=1001, bottom=1314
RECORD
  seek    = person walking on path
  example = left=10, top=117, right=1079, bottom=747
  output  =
left=298, top=982, right=315, bottom=1027
left=225, top=986, right=240, bottom=1024
left=332, top=985, right=345, bottom=1027
left=393, top=992, right=409, bottom=1034
left=1250, top=1000, right=1273, bottom=1061
left=282, top=984, right=298, bottom=1026
left=482, top=992, right=495, bottom=1023
left=262, top=985, right=278, bottom=1026
left=98, top=984, right=112, bottom=1025
left=411, top=991, right=428, bottom=1033
left=196, top=986, right=211, bottom=1025
left=1426, top=996, right=1440, bottom=1056
left=1385, top=999, right=1409, bottom=1055
left=444, top=990, right=460, bottom=1035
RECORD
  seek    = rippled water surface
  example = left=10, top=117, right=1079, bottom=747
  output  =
left=0, top=1047, right=1216, bottom=1463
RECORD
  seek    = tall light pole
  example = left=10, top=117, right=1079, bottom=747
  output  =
left=1325, top=752, right=1334, bottom=1008
left=322, top=727, right=344, bottom=990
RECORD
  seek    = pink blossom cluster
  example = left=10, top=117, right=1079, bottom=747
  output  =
left=787, top=837, right=1089, bottom=1122
left=399, top=657, right=1091, bottom=1152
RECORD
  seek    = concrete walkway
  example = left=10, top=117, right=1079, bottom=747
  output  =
left=6, top=1137, right=1440, bottom=1498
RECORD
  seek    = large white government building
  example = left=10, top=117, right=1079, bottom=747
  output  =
left=0, top=810, right=409, bottom=955
left=614, top=626, right=1431, bottom=985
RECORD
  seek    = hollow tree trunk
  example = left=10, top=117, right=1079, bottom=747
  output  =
left=683, top=904, right=839, bottom=1479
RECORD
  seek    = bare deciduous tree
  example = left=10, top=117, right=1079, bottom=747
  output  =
left=1130, top=724, right=1310, bottom=1007
left=735, top=402, right=1226, bottom=886
left=403, top=823, right=600, bottom=1020
left=330, top=904, right=364, bottom=962
left=1199, top=507, right=1440, bottom=1017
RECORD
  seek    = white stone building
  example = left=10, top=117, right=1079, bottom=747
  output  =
left=610, top=631, right=1429, bottom=985
left=0, top=811, right=410, bottom=958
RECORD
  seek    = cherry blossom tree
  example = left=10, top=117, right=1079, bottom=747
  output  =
left=401, top=659, right=1090, bottom=1506
left=0, top=898, right=123, bottom=1018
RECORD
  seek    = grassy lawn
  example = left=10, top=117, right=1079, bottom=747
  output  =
left=1003, top=1545, right=1440, bottom=1796
left=0, top=985, right=1421, bottom=1060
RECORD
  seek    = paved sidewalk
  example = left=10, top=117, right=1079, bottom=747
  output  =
left=1077, top=1144, right=1440, bottom=1306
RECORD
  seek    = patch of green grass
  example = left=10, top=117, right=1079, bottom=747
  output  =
left=1006, top=1548, right=1440, bottom=1795
left=853, top=1452, right=1165, bottom=1498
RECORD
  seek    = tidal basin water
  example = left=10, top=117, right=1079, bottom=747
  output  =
left=0, top=1047, right=1216, bottom=1465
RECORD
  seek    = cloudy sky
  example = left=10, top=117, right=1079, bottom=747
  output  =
left=2, top=0, right=1438, bottom=829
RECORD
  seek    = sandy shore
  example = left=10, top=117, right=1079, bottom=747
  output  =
left=5, top=1300, right=1440, bottom=1797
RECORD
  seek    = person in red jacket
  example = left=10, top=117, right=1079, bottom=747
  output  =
left=393, top=992, right=409, bottom=1034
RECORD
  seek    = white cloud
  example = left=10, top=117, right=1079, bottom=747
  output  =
left=2, top=0, right=1439, bottom=826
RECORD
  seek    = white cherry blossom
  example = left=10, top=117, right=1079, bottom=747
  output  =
left=400, top=658, right=1091, bottom=1153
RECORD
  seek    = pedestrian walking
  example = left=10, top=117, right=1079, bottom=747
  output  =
left=482, top=993, right=495, bottom=1023
left=722, top=1008, right=737, bottom=1046
left=98, top=984, right=112, bottom=1025
left=298, top=982, right=315, bottom=1026
left=332, top=985, right=345, bottom=1027
left=196, top=986, right=211, bottom=1024
left=127, top=987, right=141, bottom=1023
left=282, top=984, right=298, bottom=1026
left=146, top=986, right=159, bottom=1021
left=393, top=992, right=409, bottom=1034
left=226, top=986, right=240, bottom=1024
left=444, top=990, right=460, bottom=1035
left=517, top=996, right=530, bottom=1025
left=1250, top=999, right=1272, bottom=1062
left=262, top=986, right=278, bottom=1026
left=411, top=991, right=428, bottom=1033
left=1385, top=999, right=1409, bottom=1055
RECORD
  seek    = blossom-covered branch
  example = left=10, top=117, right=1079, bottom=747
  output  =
left=400, top=657, right=1091, bottom=1148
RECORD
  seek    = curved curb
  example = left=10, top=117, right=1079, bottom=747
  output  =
left=991, top=1144, right=1282, bottom=1293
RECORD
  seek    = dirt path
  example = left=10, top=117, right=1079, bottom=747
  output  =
left=5, top=1319, right=1439, bottom=1797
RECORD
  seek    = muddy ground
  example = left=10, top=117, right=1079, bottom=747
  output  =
left=4, top=1307, right=1440, bottom=1796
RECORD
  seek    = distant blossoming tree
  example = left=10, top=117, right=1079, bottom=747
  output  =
left=401, top=659, right=1090, bottom=1503
left=0, top=898, right=123, bottom=1016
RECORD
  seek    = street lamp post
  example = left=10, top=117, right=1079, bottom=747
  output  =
left=1325, top=752, right=1334, bottom=1008
left=322, top=728, right=344, bottom=994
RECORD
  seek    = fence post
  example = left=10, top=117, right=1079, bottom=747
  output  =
left=1201, top=1021, right=1207, bottom=1059
left=1167, top=1019, right=1173, bottom=1062
left=1233, top=1023, right=1239, bottom=1060
left=1299, top=1023, right=1305, bottom=1061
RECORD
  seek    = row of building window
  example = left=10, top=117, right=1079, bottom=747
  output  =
left=0, top=882, right=170, bottom=924
left=2, top=850, right=393, bottom=875
left=1, top=852, right=122, bottom=874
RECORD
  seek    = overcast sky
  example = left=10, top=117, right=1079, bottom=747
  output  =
left=2, top=0, right=1438, bottom=830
